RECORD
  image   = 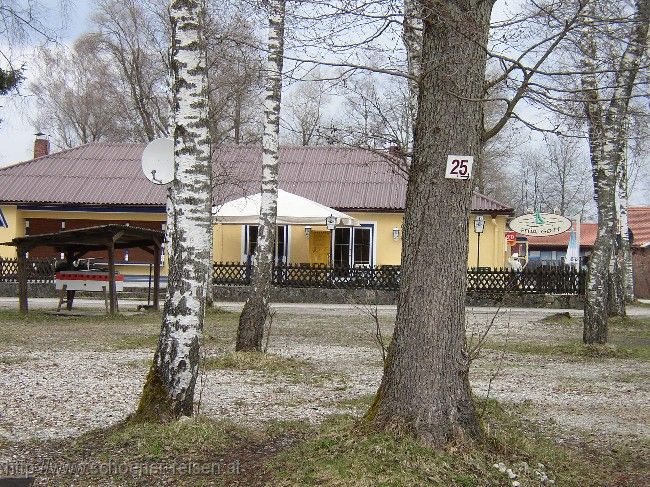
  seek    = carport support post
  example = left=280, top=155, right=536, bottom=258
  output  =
left=17, top=245, right=28, bottom=313
left=64, top=250, right=75, bottom=310
left=107, top=241, right=117, bottom=314
left=153, top=244, right=161, bottom=311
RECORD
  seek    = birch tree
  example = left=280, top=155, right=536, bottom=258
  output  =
left=135, top=0, right=212, bottom=420
left=236, top=0, right=286, bottom=352
left=580, top=0, right=649, bottom=343
left=365, top=0, right=494, bottom=445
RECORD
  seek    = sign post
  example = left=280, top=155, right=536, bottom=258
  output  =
left=474, top=215, right=485, bottom=268
left=326, top=215, right=337, bottom=266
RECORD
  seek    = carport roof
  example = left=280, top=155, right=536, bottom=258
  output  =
left=2, top=224, right=164, bottom=252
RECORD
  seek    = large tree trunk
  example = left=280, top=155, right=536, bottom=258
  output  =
left=135, top=0, right=212, bottom=421
left=366, top=0, right=493, bottom=446
left=236, top=0, right=286, bottom=352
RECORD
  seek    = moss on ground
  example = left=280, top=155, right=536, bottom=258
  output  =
left=0, top=355, right=29, bottom=365
left=484, top=340, right=649, bottom=361
left=267, top=400, right=645, bottom=487
left=202, top=351, right=340, bottom=387
left=540, top=311, right=575, bottom=325
left=202, top=351, right=309, bottom=373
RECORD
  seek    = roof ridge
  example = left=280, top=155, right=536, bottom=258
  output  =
left=0, top=141, right=98, bottom=172
left=472, top=190, right=512, bottom=210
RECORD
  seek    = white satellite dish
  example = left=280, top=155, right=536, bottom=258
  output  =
left=141, top=138, right=174, bottom=185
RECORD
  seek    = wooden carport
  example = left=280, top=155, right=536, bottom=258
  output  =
left=3, top=225, right=164, bottom=314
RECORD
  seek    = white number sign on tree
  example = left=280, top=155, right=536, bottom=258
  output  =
left=445, top=155, right=474, bottom=180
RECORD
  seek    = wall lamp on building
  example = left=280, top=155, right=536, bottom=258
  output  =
left=326, top=215, right=337, bottom=231
left=304, top=225, right=312, bottom=238
left=393, top=227, right=401, bottom=241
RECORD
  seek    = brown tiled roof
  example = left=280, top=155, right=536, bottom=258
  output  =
left=524, top=223, right=598, bottom=248
left=524, top=208, right=650, bottom=249
left=629, top=207, right=650, bottom=247
left=0, top=142, right=514, bottom=213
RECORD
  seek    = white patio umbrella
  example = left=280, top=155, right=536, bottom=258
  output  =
left=565, top=227, right=580, bottom=269
left=213, top=189, right=359, bottom=226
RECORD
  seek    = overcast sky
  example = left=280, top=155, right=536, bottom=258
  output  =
left=0, top=0, right=92, bottom=166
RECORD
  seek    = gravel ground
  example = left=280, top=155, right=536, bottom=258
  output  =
left=0, top=304, right=648, bottom=451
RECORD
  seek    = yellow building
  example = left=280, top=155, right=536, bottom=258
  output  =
left=0, top=138, right=513, bottom=283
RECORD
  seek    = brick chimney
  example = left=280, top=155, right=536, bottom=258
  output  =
left=33, top=132, right=50, bottom=159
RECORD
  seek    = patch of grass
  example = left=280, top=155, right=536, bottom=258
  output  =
left=12, top=416, right=294, bottom=487
left=332, top=394, right=375, bottom=410
left=608, top=315, right=650, bottom=328
left=484, top=340, right=649, bottom=361
left=202, top=351, right=310, bottom=373
left=0, top=355, right=29, bottom=365
left=104, top=416, right=251, bottom=461
left=267, top=401, right=640, bottom=487
left=9, top=416, right=310, bottom=486
left=202, top=351, right=343, bottom=387
left=540, top=311, right=576, bottom=325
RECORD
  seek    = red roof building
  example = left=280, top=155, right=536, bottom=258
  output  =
left=0, top=141, right=515, bottom=272
left=0, top=142, right=513, bottom=214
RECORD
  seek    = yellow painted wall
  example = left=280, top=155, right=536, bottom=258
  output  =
left=467, top=214, right=508, bottom=269
left=7, top=208, right=510, bottom=270
left=213, top=224, right=243, bottom=263
left=0, top=205, right=21, bottom=258
left=210, top=212, right=509, bottom=268
left=346, top=212, right=403, bottom=266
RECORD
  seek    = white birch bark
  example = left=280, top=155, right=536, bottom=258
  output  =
left=582, top=0, right=649, bottom=343
left=136, top=0, right=212, bottom=419
left=236, top=0, right=286, bottom=352
left=617, top=142, right=635, bottom=301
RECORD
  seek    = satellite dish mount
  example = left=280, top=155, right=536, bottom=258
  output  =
left=141, top=138, right=174, bottom=185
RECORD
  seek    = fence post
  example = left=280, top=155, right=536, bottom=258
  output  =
left=245, top=256, right=252, bottom=284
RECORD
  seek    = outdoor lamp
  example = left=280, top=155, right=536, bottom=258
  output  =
left=392, top=227, right=400, bottom=240
left=304, top=226, right=312, bottom=238
left=326, top=215, right=337, bottom=231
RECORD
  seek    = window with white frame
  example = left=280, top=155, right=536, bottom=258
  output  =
left=244, top=225, right=288, bottom=263
left=333, top=224, right=374, bottom=267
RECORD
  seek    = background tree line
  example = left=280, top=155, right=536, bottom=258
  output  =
left=14, top=0, right=648, bottom=220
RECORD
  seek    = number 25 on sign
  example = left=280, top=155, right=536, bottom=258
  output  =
left=445, top=155, right=474, bottom=180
